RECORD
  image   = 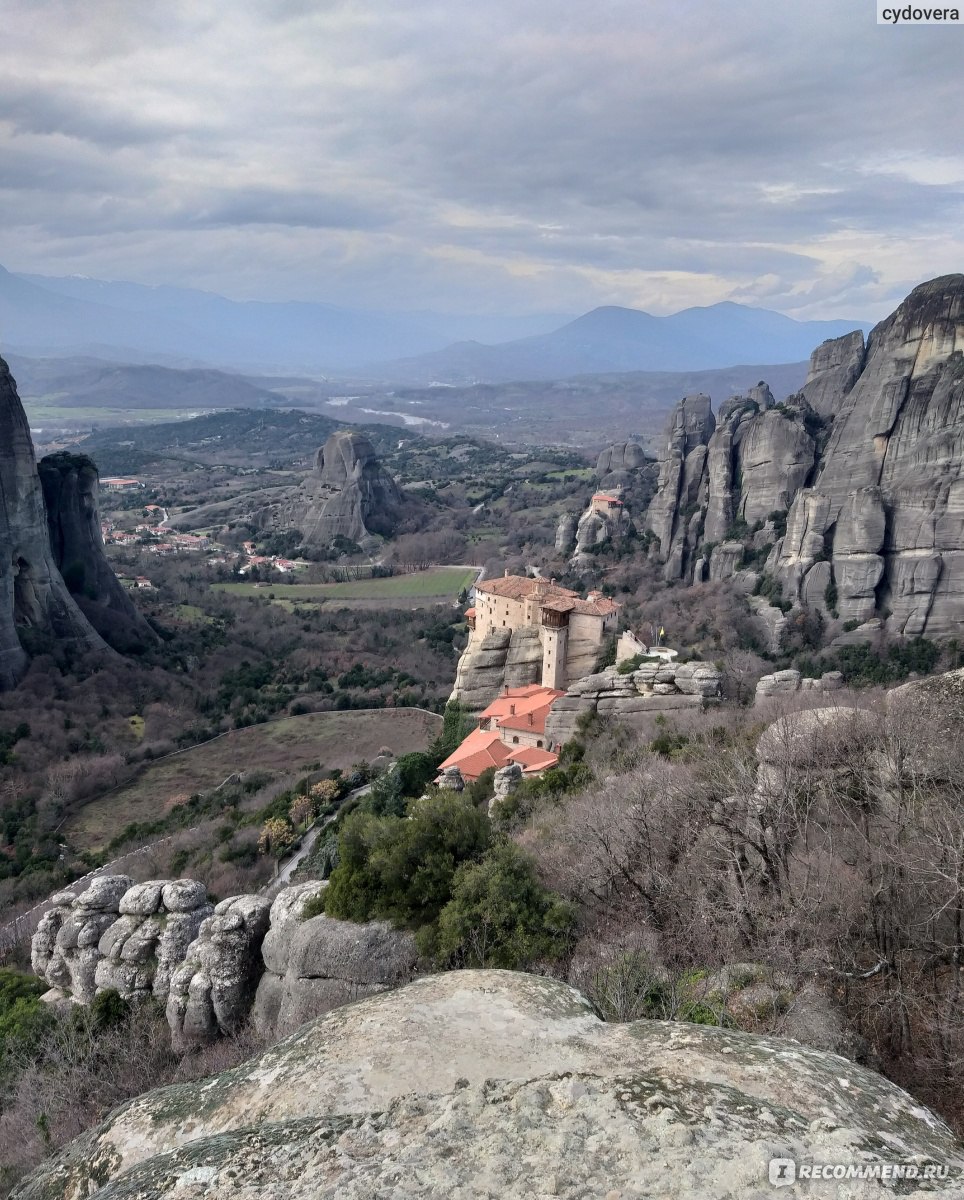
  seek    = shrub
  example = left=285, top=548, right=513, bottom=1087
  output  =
left=430, top=841, right=575, bottom=968
left=324, top=792, right=490, bottom=927
left=257, top=818, right=296, bottom=858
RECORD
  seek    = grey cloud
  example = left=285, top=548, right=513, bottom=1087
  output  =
left=0, top=0, right=961, bottom=318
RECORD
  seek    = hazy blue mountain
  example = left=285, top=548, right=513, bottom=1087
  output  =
left=2, top=263, right=866, bottom=381
left=7, top=268, right=572, bottom=371
left=370, top=303, right=870, bottom=383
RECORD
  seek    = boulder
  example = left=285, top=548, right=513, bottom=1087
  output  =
left=251, top=904, right=418, bottom=1041
left=491, top=762, right=523, bottom=810
left=436, top=765, right=465, bottom=791
left=18, top=971, right=962, bottom=1200
left=166, top=894, right=272, bottom=1049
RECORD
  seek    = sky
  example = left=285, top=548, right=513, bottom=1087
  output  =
left=0, top=0, right=962, bottom=321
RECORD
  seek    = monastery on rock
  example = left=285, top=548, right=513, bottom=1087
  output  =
left=463, top=573, right=620, bottom=692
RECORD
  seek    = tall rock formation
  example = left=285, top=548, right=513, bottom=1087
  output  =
left=0, top=356, right=106, bottom=688
left=647, top=385, right=815, bottom=583
left=299, top=430, right=402, bottom=546
left=770, top=275, right=964, bottom=634
left=643, top=276, right=964, bottom=638
left=38, top=452, right=158, bottom=653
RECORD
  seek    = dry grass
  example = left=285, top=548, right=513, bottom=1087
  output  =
left=65, top=708, right=441, bottom=852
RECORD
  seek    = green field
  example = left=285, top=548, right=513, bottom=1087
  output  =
left=66, top=708, right=442, bottom=852
left=212, top=566, right=478, bottom=605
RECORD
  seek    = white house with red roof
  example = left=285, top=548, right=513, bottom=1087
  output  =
left=437, top=684, right=564, bottom=782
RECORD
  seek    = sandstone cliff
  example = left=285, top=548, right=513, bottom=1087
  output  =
left=14, top=970, right=961, bottom=1199
left=0, top=355, right=107, bottom=688
left=38, top=451, right=159, bottom=653
left=644, top=276, right=964, bottom=639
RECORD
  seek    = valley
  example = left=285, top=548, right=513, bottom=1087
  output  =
left=3, top=276, right=964, bottom=1194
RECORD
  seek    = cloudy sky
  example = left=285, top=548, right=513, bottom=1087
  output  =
left=1, top=0, right=961, bottom=320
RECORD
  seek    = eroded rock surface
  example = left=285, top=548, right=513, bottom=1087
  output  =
left=299, top=430, right=402, bottom=545
left=166, top=894, right=272, bottom=1050
left=31, top=876, right=212, bottom=1007
left=38, top=452, right=159, bottom=654
left=545, top=660, right=720, bottom=743
left=0, top=356, right=106, bottom=688
left=251, top=885, right=418, bottom=1041
left=14, top=971, right=962, bottom=1200
left=643, top=277, right=964, bottom=640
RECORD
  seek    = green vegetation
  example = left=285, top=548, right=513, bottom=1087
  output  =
left=0, top=724, right=30, bottom=767
left=324, top=792, right=573, bottom=969
left=213, top=567, right=477, bottom=603
left=0, top=969, right=54, bottom=1072
left=796, top=637, right=940, bottom=687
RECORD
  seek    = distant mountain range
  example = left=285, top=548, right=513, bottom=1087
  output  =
left=0, top=263, right=868, bottom=381
left=0, top=265, right=571, bottom=374
left=376, top=304, right=869, bottom=384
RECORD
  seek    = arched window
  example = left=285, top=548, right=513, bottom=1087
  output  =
left=512, top=736, right=519, bottom=744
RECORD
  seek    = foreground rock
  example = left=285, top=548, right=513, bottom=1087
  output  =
left=14, top=971, right=962, bottom=1199
left=32, top=877, right=212, bottom=1008
left=167, top=894, right=272, bottom=1049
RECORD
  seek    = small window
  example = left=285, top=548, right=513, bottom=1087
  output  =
left=537, top=740, right=543, bottom=748
left=512, top=736, right=519, bottom=744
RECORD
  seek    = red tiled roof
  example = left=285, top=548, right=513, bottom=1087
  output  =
left=480, top=685, right=564, bottom=735
left=507, top=746, right=559, bottom=773
left=437, top=729, right=509, bottom=781
left=475, top=575, right=579, bottom=602
left=592, top=493, right=623, bottom=504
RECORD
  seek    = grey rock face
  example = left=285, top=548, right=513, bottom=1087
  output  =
left=647, top=384, right=814, bottom=583
left=450, top=626, right=542, bottom=709
left=596, top=440, right=646, bottom=476
left=299, top=431, right=402, bottom=545
left=554, top=511, right=578, bottom=554
left=799, top=329, right=866, bottom=418
left=252, top=886, right=418, bottom=1041
left=545, top=661, right=720, bottom=743
left=167, top=894, right=272, bottom=1049
left=37, top=452, right=158, bottom=654
left=572, top=507, right=613, bottom=560
left=0, top=356, right=106, bottom=689
left=772, top=276, right=964, bottom=635
left=30, top=875, right=132, bottom=1002
left=17, top=970, right=962, bottom=1200
left=31, top=876, right=213, bottom=1006
left=642, top=275, right=964, bottom=641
